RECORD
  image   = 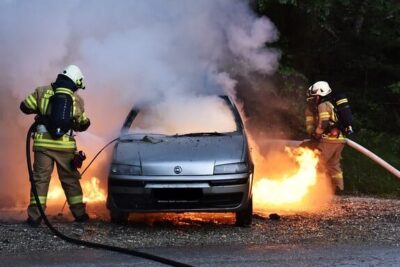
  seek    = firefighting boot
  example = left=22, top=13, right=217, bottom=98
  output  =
left=71, top=203, right=90, bottom=222
left=335, top=186, right=344, bottom=195
left=75, top=213, right=90, bottom=223
left=333, top=176, right=344, bottom=195
left=26, top=217, right=42, bottom=228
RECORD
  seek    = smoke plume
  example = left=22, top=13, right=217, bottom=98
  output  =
left=0, top=0, right=279, bottom=208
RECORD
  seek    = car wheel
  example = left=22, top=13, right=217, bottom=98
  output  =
left=110, top=210, right=129, bottom=224
left=235, top=196, right=253, bottom=227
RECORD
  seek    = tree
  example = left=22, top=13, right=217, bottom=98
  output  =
left=255, top=0, right=400, bottom=133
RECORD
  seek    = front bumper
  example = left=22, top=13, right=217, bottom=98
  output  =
left=107, top=173, right=253, bottom=212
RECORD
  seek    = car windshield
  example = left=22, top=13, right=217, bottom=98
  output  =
left=128, top=96, right=239, bottom=136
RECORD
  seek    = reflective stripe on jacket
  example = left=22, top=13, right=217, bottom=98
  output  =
left=305, top=101, right=345, bottom=143
left=317, top=101, right=345, bottom=143
left=305, top=112, right=315, bottom=135
left=23, top=86, right=88, bottom=151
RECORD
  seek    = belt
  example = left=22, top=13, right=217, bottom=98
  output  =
left=36, top=124, right=73, bottom=137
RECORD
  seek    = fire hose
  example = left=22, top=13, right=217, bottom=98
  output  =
left=26, top=123, right=193, bottom=267
left=345, top=138, right=400, bottom=179
left=59, top=137, right=120, bottom=214
left=300, top=138, right=400, bottom=178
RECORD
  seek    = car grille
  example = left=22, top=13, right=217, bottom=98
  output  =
left=109, top=178, right=248, bottom=187
left=109, top=179, right=145, bottom=187
left=112, top=191, right=244, bottom=210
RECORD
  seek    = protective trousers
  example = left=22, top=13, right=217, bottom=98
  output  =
left=27, top=149, right=86, bottom=221
left=317, top=142, right=345, bottom=191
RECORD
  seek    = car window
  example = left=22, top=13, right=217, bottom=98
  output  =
left=128, top=96, right=239, bottom=135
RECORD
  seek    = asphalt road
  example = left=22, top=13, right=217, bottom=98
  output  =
left=1, top=243, right=400, bottom=266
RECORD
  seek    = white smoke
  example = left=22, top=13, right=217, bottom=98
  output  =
left=130, top=95, right=238, bottom=135
left=0, top=0, right=279, bottom=207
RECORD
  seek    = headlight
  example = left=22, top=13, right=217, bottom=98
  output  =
left=214, top=163, right=248, bottom=174
left=110, top=164, right=142, bottom=175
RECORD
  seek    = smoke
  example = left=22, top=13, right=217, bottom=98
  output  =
left=130, top=95, right=237, bottom=135
left=0, top=0, right=279, bottom=208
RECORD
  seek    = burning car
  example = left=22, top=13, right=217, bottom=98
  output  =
left=107, top=95, right=254, bottom=226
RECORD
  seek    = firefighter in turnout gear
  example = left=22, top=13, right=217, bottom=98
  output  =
left=20, top=65, right=91, bottom=227
left=305, top=81, right=346, bottom=193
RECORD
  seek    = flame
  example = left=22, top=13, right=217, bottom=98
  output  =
left=47, top=183, right=65, bottom=201
left=82, top=177, right=107, bottom=203
left=253, top=144, right=332, bottom=212
left=254, top=147, right=318, bottom=205
left=47, top=176, right=106, bottom=204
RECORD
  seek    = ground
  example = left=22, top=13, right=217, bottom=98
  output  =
left=1, top=196, right=400, bottom=266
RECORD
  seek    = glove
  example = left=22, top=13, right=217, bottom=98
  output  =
left=79, top=118, right=91, bottom=131
left=20, top=102, right=37, bottom=114
left=72, top=118, right=91, bottom=132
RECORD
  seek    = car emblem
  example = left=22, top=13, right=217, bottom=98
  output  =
left=174, top=166, right=182, bottom=174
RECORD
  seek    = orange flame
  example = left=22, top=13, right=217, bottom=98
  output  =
left=47, top=183, right=64, bottom=202
left=253, top=145, right=332, bottom=213
left=82, top=177, right=107, bottom=203
left=254, top=147, right=318, bottom=205
left=47, top=177, right=106, bottom=204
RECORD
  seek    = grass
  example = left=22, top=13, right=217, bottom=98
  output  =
left=342, top=130, right=400, bottom=197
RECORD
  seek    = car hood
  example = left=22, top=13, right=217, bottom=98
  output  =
left=113, top=134, right=246, bottom=176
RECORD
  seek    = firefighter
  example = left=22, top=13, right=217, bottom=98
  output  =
left=305, top=81, right=346, bottom=193
left=20, top=65, right=91, bottom=227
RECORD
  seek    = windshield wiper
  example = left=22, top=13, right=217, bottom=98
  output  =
left=173, top=132, right=226, bottom=137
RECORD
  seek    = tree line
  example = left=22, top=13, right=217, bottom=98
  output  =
left=248, top=0, right=400, bottom=195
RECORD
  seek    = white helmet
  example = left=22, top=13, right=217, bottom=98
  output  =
left=61, top=65, right=85, bottom=89
left=308, top=81, right=331, bottom=97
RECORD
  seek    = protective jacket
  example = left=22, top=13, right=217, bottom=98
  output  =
left=305, top=99, right=346, bottom=191
left=21, top=81, right=90, bottom=151
left=305, top=100, right=345, bottom=143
